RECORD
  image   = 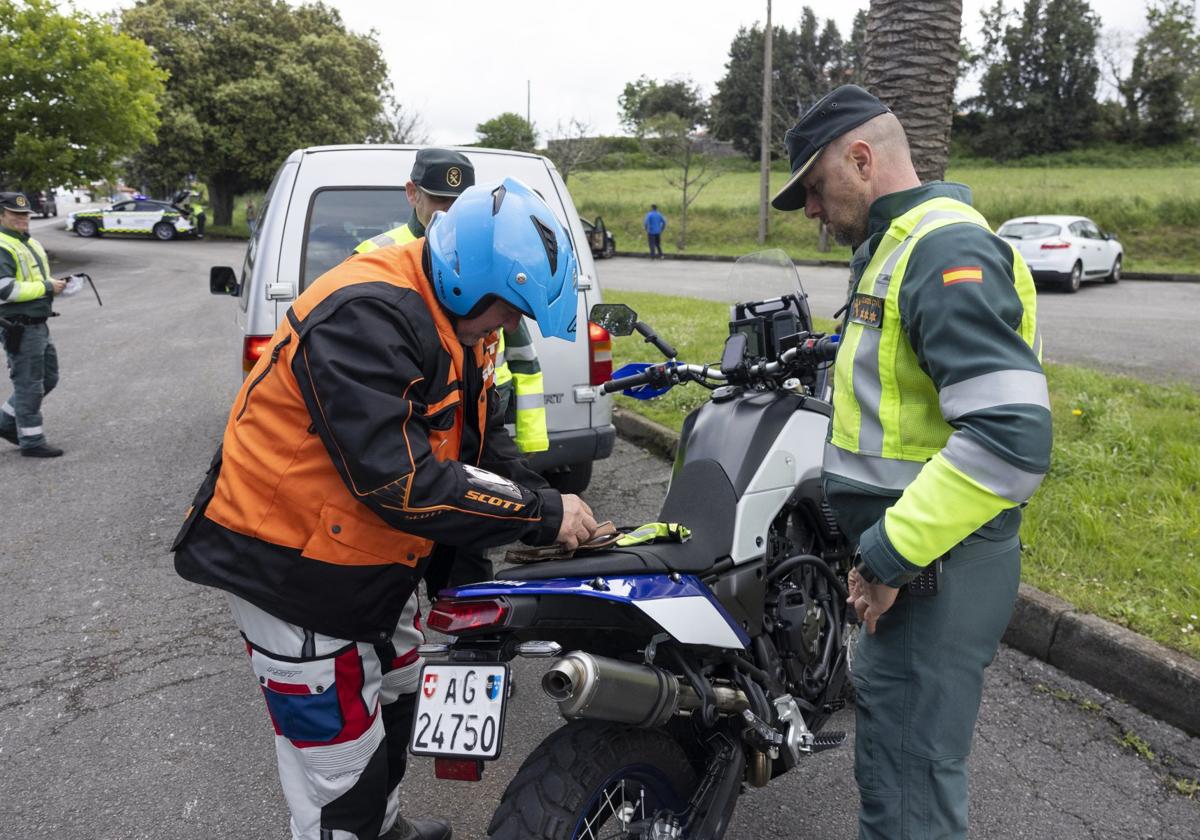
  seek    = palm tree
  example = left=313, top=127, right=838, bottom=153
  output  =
left=864, top=0, right=963, bottom=182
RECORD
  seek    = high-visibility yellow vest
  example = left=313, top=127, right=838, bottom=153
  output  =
left=0, top=229, right=51, bottom=316
left=826, top=196, right=1043, bottom=566
left=355, top=223, right=416, bottom=254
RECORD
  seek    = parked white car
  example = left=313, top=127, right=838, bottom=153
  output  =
left=208, top=144, right=615, bottom=492
left=66, top=199, right=195, bottom=240
left=997, top=215, right=1123, bottom=293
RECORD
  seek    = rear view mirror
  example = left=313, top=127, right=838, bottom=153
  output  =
left=590, top=303, right=638, bottom=336
left=210, top=265, right=239, bottom=296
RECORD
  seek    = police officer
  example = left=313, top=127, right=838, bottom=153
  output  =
left=173, top=177, right=596, bottom=840
left=355, top=149, right=549, bottom=594
left=0, top=191, right=67, bottom=457
left=772, top=86, right=1052, bottom=839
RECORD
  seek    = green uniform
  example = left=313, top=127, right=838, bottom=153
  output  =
left=0, top=226, right=60, bottom=448
left=826, top=183, right=1051, bottom=839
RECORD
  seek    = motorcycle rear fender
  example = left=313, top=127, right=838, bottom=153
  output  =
left=441, top=574, right=750, bottom=650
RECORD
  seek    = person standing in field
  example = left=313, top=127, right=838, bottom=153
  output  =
left=643, top=203, right=666, bottom=258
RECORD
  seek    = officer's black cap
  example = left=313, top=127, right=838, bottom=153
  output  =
left=411, top=148, right=475, bottom=198
left=0, top=192, right=34, bottom=214
left=771, top=85, right=891, bottom=212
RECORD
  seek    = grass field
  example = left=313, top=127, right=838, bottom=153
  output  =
left=605, top=290, right=1200, bottom=660
left=570, top=166, right=1200, bottom=274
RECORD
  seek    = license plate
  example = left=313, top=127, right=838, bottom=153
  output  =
left=410, top=663, right=509, bottom=760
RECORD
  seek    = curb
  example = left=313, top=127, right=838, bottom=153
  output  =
left=612, top=251, right=1200, bottom=283
left=612, top=406, right=1200, bottom=737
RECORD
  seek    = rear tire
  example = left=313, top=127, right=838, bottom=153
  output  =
left=487, top=721, right=697, bottom=840
left=74, top=218, right=99, bottom=238
left=1063, top=261, right=1082, bottom=293
left=546, top=461, right=593, bottom=495
left=1105, top=256, right=1121, bottom=283
left=153, top=221, right=176, bottom=241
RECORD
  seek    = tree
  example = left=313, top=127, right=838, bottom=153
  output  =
left=121, top=0, right=392, bottom=225
left=475, top=112, right=537, bottom=152
left=864, top=0, right=963, bottom=182
left=369, top=95, right=430, bottom=145
left=0, top=0, right=165, bottom=190
left=1120, top=0, right=1199, bottom=145
left=618, top=76, right=709, bottom=134
left=645, top=114, right=723, bottom=252
left=969, top=0, right=1101, bottom=159
left=545, top=118, right=603, bottom=183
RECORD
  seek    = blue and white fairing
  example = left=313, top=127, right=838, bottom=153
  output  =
left=444, top=574, right=751, bottom=650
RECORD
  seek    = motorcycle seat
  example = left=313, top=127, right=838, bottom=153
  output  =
left=497, top=458, right=736, bottom=581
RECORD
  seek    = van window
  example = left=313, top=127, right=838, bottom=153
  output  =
left=301, top=188, right=412, bottom=290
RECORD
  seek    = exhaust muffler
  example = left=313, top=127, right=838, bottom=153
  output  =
left=542, top=651, right=748, bottom=727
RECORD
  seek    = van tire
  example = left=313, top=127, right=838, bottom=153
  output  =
left=546, top=461, right=593, bottom=495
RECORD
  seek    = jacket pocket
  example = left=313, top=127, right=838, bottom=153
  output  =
left=171, top=445, right=223, bottom=551
left=301, top=501, right=430, bottom=567
left=236, top=334, right=292, bottom=421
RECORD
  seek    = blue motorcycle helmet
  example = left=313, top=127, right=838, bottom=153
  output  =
left=425, top=177, right=579, bottom=341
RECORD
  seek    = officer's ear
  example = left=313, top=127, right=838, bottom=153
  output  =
left=847, top=139, right=873, bottom=183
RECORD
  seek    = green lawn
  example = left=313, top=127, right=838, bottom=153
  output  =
left=605, top=290, right=1200, bottom=659
left=570, top=166, right=1200, bottom=274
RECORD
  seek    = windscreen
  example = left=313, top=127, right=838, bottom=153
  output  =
left=301, top=188, right=412, bottom=287
left=998, top=222, right=1060, bottom=239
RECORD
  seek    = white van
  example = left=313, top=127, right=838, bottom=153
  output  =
left=209, top=144, right=614, bottom=492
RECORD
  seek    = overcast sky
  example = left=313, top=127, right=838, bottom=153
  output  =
left=69, top=0, right=1165, bottom=145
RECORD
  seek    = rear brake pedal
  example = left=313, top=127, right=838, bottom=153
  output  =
left=811, top=731, right=847, bottom=753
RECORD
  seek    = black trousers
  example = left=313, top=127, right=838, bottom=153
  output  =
left=423, top=543, right=494, bottom=601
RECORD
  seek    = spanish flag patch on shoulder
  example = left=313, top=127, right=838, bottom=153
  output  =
left=942, top=266, right=983, bottom=285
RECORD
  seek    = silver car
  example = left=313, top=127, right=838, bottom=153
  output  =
left=209, top=144, right=615, bottom=492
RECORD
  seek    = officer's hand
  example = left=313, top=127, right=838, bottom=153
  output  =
left=846, top=567, right=899, bottom=635
left=556, top=494, right=597, bottom=550
left=50, top=278, right=67, bottom=295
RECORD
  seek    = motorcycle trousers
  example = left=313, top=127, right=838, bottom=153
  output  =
left=227, top=592, right=425, bottom=840
left=0, top=322, right=58, bottom=448
left=850, top=533, right=1020, bottom=840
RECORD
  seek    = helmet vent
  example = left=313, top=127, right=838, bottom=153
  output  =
left=491, top=184, right=507, bottom=215
left=530, top=215, right=559, bottom=275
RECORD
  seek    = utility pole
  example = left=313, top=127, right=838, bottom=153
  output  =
left=527, top=80, right=531, bottom=129
left=758, top=0, right=773, bottom=245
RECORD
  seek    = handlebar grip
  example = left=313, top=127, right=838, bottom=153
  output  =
left=601, top=371, right=654, bottom=394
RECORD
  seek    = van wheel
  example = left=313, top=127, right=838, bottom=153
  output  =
left=74, top=218, right=99, bottom=237
left=546, top=461, right=593, bottom=495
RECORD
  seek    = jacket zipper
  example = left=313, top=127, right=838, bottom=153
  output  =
left=236, top=334, right=292, bottom=421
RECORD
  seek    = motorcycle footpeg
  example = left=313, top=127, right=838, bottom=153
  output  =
left=810, top=731, right=847, bottom=753
left=739, top=709, right=783, bottom=753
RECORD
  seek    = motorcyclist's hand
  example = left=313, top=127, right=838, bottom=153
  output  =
left=50, top=278, right=67, bottom=295
left=555, top=494, right=597, bottom=550
left=846, top=567, right=899, bottom=635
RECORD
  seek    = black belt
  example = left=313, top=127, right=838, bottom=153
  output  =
left=1, top=315, right=47, bottom=325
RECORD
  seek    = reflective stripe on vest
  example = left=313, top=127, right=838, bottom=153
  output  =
left=0, top=230, right=50, bottom=301
left=494, top=328, right=549, bottom=452
left=827, top=197, right=1039, bottom=489
left=355, top=224, right=416, bottom=254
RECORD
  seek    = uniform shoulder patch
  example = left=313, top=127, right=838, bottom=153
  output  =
left=942, top=265, right=983, bottom=286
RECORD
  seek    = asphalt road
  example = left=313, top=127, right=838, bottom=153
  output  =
left=598, top=256, right=1200, bottom=387
left=2, top=226, right=1198, bottom=839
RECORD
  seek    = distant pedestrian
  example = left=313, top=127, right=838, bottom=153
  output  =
left=245, top=199, right=257, bottom=236
left=0, top=191, right=68, bottom=457
left=644, top=204, right=666, bottom=258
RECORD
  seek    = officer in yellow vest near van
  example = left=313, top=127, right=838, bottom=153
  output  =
left=772, top=86, right=1052, bottom=840
left=0, top=192, right=68, bottom=457
left=354, top=149, right=548, bottom=592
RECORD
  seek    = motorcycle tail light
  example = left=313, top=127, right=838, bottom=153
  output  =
left=589, top=321, right=613, bottom=385
left=427, top=598, right=510, bottom=634
left=243, top=335, right=272, bottom=373
left=1040, top=241, right=1071, bottom=249
left=435, top=757, right=484, bottom=781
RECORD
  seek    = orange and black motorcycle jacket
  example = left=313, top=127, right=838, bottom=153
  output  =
left=173, top=239, right=563, bottom=643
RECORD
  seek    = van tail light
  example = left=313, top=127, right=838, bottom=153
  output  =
left=588, top=321, right=613, bottom=386
left=243, top=335, right=272, bottom=373
left=1040, top=241, right=1071, bottom=250
left=427, top=598, right=510, bottom=634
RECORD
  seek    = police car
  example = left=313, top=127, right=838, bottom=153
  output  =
left=66, top=198, right=195, bottom=241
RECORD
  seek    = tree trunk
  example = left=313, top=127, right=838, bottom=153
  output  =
left=864, top=0, right=962, bottom=183
left=818, top=221, right=830, bottom=252
left=208, top=175, right=238, bottom=227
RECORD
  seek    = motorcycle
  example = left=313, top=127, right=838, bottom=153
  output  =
left=412, top=250, right=855, bottom=839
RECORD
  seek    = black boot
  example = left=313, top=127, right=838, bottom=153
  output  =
left=21, top=443, right=63, bottom=458
left=381, top=816, right=452, bottom=840
left=0, top=426, right=16, bottom=445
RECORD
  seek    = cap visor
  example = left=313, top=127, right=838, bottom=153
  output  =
left=770, top=149, right=822, bottom=211
left=421, top=186, right=467, bottom=198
